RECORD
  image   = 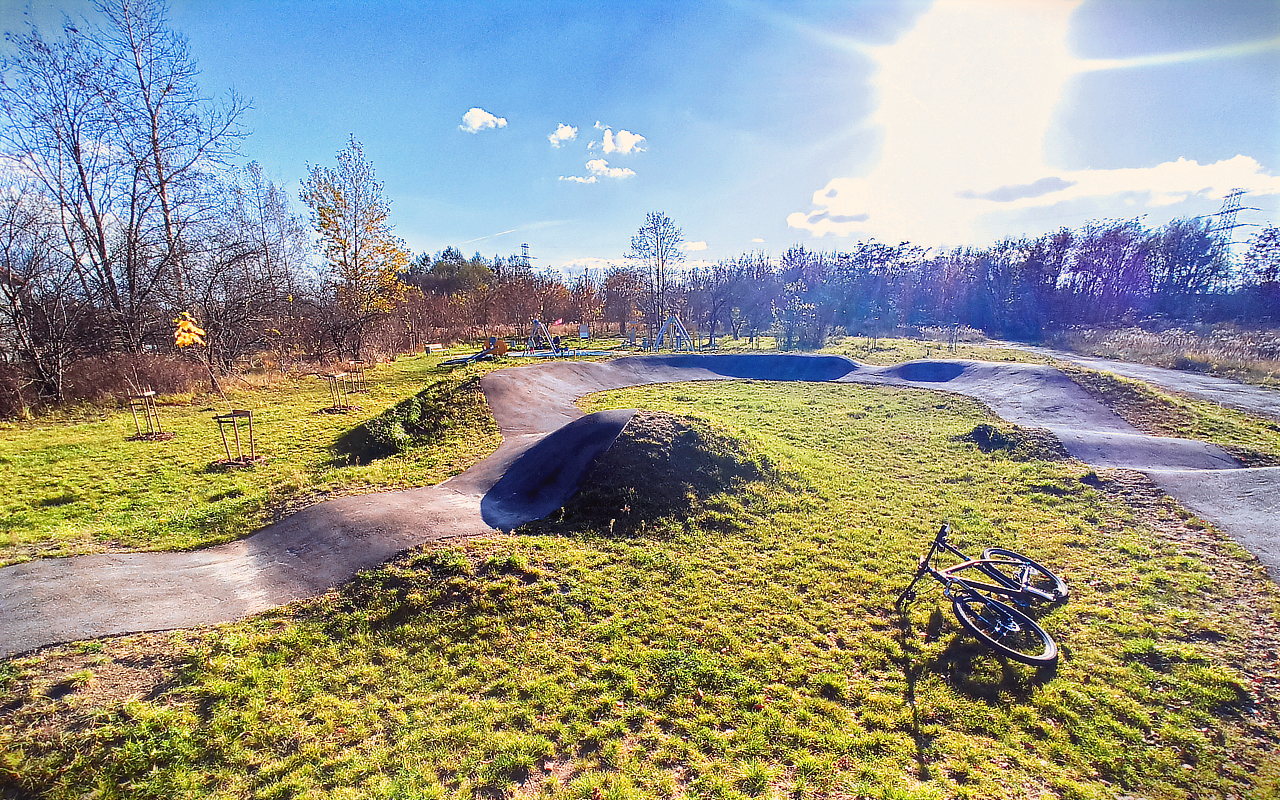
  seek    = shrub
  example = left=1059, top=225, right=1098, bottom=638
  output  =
left=346, top=375, right=483, bottom=457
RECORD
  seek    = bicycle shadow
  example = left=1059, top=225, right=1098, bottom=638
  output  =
left=890, top=607, right=945, bottom=781
left=891, top=603, right=1058, bottom=776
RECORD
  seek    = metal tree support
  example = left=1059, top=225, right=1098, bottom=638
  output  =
left=212, top=409, right=261, bottom=466
left=126, top=391, right=173, bottom=441
left=320, top=372, right=359, bottom=412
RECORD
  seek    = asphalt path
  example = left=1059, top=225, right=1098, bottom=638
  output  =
left=2, top=353, right=1276, bottom=657
left=1010, top=344, right=1280, bottom=419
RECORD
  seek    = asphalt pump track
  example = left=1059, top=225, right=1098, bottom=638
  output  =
left=2, top=353, right=1277, bottom=657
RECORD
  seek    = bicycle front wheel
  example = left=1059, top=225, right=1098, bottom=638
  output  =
left=952, top=591, right=1058, bottom=666
left=979, top=548, right=1068, bottom=603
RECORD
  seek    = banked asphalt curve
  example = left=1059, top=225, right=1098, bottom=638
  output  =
left=1, top=353, right=1277, bottom=658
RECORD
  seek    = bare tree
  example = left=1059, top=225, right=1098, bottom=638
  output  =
left=95, top=0, right=247, bottom=303
left=602, top=266, right=644, bottom=334
left=179, top=169, right=309, bottom=387
left=0, top=20, right=144, bottom=349
left=627, top=211, right=684, bottom=329
left=1, top=2, right=246, bottom=354
left=0, top=183, right=87, bottom=401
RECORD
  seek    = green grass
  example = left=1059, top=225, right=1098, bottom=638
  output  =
left=3, top=380, right=1277, bottom=799
left=821, top=336, right=1047, bottom=365
left=0, top=353, right=503, bottom=566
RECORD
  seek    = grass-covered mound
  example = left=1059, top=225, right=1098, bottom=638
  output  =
left=953, top=422, right=1069, bottom=462
left=2, top=381, right=1278, bottom=800
left=340, top=374, right=489, bottom=458
left=523, top=411, right=781, bottom=537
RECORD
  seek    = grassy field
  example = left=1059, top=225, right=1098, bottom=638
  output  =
left=1052, top=326, right=1280, bottom=388
left=0, top=353, right=503, bottom=566
left=3, top=380, right=1277, bottom=799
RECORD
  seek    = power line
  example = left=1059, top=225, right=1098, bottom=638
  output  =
left=1199, top=188, right=1265, bottom=250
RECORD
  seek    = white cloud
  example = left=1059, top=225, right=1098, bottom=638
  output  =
left=602, top=128, right=646, bottom=155
left=682, top=241, right=708, bottom=252
left=548, top=123, right=577, bottom=148
left=556, top=257, right=625, bottom=277
left=594, top=121, right=606, bottom=130
left=787, top=0, right=1280, bottom=245
left=751, top=238, right=765, bottom=243
left=587, top=141, right=599, bottom=150
left=459, top=107, right=507, bottom=134
left=558, top=175, right=598, bottom=184
left=586, top=158, right=636, bottom=179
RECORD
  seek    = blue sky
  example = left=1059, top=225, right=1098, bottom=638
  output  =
left=3, top=0, right=1278, bottom=275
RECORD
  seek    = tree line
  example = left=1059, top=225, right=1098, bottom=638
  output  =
left=1, top=1, right=1277, bottom=416
left=415, top=213, right=1279, bottom=352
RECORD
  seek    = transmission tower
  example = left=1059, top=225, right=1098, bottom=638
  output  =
left=1210, top=189, right=1245, bottom=238
left=1203, top=188, right=1260, bottom=253
left=520, top=242, right=534, bottom=270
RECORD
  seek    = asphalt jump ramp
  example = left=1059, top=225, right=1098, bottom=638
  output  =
left=1, top=354, right=1277, bottom=657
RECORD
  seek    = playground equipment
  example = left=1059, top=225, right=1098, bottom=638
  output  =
left=653, top=314, right=693, bottom=352
left=505, top=319, right=613, bottom=359
left=526, top=319, right=556, bottom=352
left=126, top=391, right=173, bottom=441
left=441, top=336, right=509, bottom=368
left=212, top=409, right=263, bottom=467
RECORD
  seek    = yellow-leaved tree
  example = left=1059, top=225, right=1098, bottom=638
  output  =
left=300, top=136, right=410, bottom=359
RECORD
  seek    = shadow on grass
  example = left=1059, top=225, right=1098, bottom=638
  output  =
left=892, top=597, right=1058, bottom=779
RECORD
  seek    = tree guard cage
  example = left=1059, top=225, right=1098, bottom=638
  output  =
left=653, top=315, right=693, bottom=351
left=126, top=391, right=173, bottom=441
left=320, top=372, right=359, bottom=413
left=212, top=409, right=262, bottom=466
left=349, top=360, right=370, bottom=393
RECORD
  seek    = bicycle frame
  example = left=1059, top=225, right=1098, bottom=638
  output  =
left=896, top=524, right=1059, bottom=607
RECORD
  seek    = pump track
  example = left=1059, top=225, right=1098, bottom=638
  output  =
left=2, top=353, right=1277, bottom=658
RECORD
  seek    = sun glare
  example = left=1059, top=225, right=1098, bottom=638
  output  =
left=789, top=0, right=1280, bottom=246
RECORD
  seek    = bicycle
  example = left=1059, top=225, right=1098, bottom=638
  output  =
left=895, top=523, right=1067, bottom=665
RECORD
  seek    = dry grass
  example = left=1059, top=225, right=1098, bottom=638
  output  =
left=1053, top=326, right=1280, bottom=387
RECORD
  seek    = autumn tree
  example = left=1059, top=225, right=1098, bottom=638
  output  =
left=300, top=136, right=410, bottom=358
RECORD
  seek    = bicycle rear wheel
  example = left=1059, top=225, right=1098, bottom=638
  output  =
left=979, top=548, right=1068, bottom=603
left=951, top=591, right=1058, bottom=666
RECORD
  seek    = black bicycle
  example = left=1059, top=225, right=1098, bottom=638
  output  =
left=896, top=523, right=1067, bottom=665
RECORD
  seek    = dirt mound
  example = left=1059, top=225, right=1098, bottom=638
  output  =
left=954, top=423, right=1070, bottom=461
left=522, top=411, right=774, bottom=536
